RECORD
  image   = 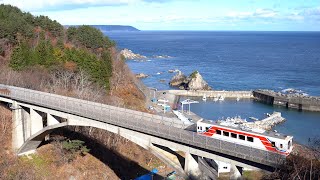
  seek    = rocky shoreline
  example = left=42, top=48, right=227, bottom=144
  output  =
left=120, top=49, right=147, bottom=60
left=120, top=48, right=172, bottom=60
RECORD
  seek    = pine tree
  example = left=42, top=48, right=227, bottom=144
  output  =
left=9, top=42, right=33, bottom=70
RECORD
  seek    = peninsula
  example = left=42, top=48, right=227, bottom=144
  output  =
left=65, top=25, right=140, bottom=32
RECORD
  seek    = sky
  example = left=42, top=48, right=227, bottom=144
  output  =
left=1, top=0, right=319, bottom=31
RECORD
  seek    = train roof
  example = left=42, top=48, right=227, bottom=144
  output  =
left=199, top=119, right=293, bottom=141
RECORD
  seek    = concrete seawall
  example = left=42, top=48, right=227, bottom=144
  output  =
left=166, top=90, right=253, bottom=99
left=253, top=90, right=320, bottom=112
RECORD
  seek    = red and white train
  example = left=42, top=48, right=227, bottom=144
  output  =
left=197, top=119, right=293, bottom=156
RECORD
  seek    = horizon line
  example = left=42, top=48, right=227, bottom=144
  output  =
left=62, top=24, right=320, bottom=32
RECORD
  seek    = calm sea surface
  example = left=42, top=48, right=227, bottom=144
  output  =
left=105, top=31, right=320, bottom=145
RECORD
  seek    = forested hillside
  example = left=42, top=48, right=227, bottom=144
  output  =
left=0, top=4, right=114, bottom=90
left=0, top=5, right=174, bottom=179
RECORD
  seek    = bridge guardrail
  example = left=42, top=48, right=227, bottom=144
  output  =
left=0, top=84, right=285, bottom=166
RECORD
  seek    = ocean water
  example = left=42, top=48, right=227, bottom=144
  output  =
left=105, top=31, right=320, bottom=145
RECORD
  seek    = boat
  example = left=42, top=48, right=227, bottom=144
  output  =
left=213, top=97, right=219, bottom=101
left=236, top=97, right=240, bottom=101
left=249, top=117, right=259, bottom=121
left=218, top=96, right=225, bottom=101
left=202, top=94, right=207, bottom=101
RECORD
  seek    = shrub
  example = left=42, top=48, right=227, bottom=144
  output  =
left=62, top=139, right=90, bottom=162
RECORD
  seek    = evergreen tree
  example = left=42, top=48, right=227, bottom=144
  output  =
left=35, top=39, right=55, bottom=67
left=9, top=42, right=33, bottom=70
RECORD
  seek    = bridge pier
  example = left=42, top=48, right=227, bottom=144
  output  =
left=11, top=101, right=48, bottom=155
left=30, top=108, right=43, bottom=135
left=198, top=157, right=219, bottom=179
left=12, top=101, right=25, bottom=152
left=184, top=152, right=202, bottom=179
left=230, top=164, right=243, bottom=180
left=47, top=113, right=59, bottom=126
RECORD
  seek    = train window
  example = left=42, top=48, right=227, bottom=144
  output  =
left=223, top=131, right=229, bottom=137
left=271, top=142, right=275, bottom=147
left=216, top=130, right=221, bottom=135
left=288, top=141, right=291, bottom=149
left=280, top=144, right=283, bottom=148
left=206, top=127, right=209, bottom=131
left=247, top=136, right=254, bottom=142
left=197, top=126, right=199, bottom=130
left=200, top=126, right=202, bottom=130
left=239, top=135, right=245, bottom=140
left=231, top=133, right=237, bottom=138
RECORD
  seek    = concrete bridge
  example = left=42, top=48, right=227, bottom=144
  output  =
left=253, top=90, right=320, bottom=112
left=0, top=84, right=285, bottom=179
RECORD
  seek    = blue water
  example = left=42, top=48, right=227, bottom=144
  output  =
left=105, top=31, right=320, bottom=145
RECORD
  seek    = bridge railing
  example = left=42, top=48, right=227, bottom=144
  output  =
left=0, top=84, right=285, bottom=166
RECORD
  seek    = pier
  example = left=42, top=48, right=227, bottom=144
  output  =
left=253, top=90, right=320, bottom=112
left=165, top=90, right=253, bottom=99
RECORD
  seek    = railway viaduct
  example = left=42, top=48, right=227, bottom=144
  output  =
left=0, top=84, right=285, bottom=179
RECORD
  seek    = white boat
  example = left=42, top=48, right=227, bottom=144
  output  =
left=213, top=97, right=219, bottom=101
left=218, top=96, right=225, bottom=101
left=249, top=117, right=259, bottom=121
left=202, top=94, right=207, bottom=101
left=236, top=97, right=240, bottom=101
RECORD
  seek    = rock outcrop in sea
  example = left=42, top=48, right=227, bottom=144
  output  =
left=169, top=71, right=187, bottom=88
left=135, top=73, right=149, bottom=78
left=187, top=71, right=212, bottom=90
left=169, top=70, right=212, bottom=90
left=120, top=49, right=146, bottom=60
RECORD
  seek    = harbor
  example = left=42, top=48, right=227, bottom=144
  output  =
left=154, top=89, right=320, bottom=112
left=149, top=90, right=287, bottom=133
left=145, top=88, right=320, bottom=145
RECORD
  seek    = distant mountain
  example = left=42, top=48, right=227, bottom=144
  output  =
left=65, top=25, right=140, bottom=32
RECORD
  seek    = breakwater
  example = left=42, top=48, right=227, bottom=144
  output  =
left=253, top=90, right=320, bottom=112
left=166, top=90, right=253, bottom=99
left=244, top=112, right=285, bottom=131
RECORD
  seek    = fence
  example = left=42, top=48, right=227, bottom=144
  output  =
left=0, top=84, right=285, bottom=166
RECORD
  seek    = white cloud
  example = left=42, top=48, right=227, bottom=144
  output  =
left=254, top=8, right=277, bottom=18
left=0, top=0, right=139, bottom=11
left=227, top=8, right=278, bottom=19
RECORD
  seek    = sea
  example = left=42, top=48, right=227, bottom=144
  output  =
left=105, top=31, right=320, bottom=145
